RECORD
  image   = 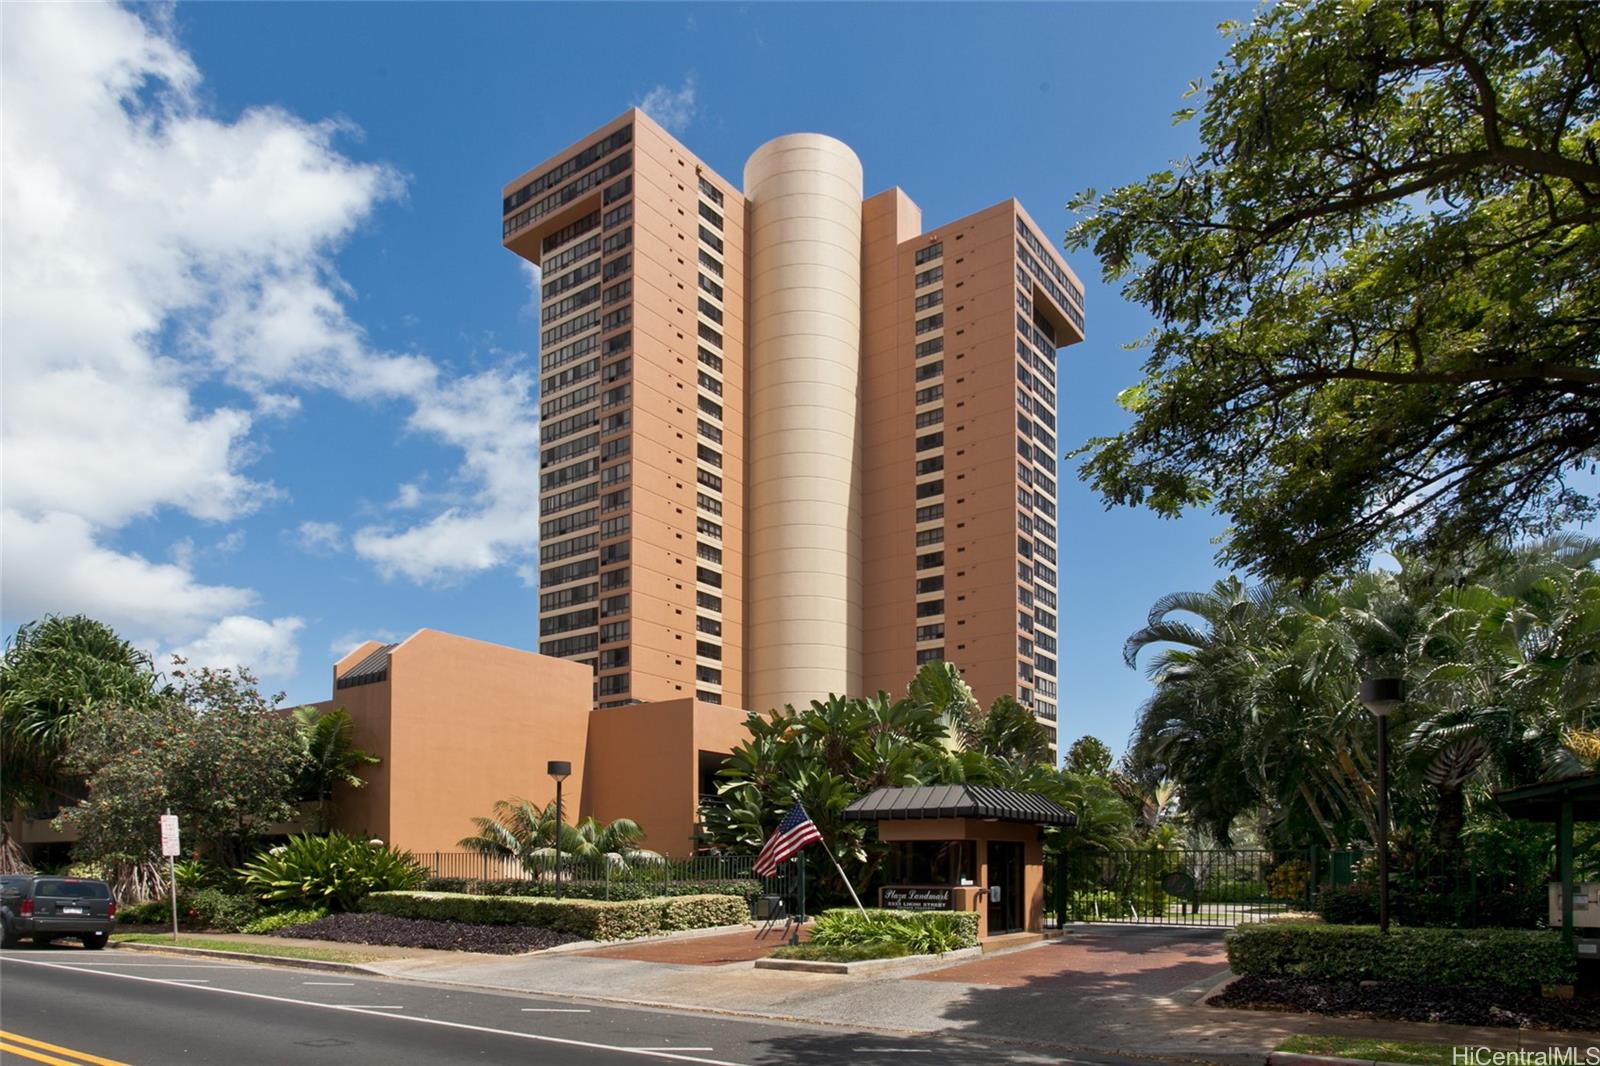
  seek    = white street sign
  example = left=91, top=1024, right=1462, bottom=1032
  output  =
left=159, top=814, right=180, bottom=857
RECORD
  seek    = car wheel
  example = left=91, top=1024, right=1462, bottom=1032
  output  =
left=0, top=923, right=19, bottom=949
left=84, top=932, right=108, bottom=950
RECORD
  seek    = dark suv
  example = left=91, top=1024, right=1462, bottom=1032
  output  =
left=0, top=875, right=118, bottom=949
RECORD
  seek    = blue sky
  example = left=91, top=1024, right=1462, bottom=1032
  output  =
left=3, top=2, right=1255, bottom=756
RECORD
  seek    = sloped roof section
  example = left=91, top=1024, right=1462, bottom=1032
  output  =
left=335, top=643, right=397, bottom=689
left=842, top=785, right=1075, bottom=826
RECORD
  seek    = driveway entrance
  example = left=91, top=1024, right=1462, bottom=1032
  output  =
left=915, top=924, right=1229, bottom=998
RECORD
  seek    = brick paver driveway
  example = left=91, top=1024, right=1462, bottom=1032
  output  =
left=575, top=925, right=809, bottom=965
left=916, top=924, right=1229, bottom=998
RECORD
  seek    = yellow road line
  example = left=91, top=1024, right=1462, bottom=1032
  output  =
left=0, top=1042, right=81, bottom=1066
left=0, top=1031, right=129, bottom=1066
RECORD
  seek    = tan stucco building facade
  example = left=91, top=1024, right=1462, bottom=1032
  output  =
left=504, top=109, right=1083, bottom=745
left=317, top=630, right=750, bottom=856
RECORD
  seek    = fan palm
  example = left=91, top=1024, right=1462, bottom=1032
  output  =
left=458, top=798, right=661, bottom=874
left=292, top=706, right=380, bottom=832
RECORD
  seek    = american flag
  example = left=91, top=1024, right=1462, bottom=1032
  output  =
left=753, top=802, right=822, bottom=877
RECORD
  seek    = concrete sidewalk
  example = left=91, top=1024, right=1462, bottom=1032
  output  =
left=364, top=924, right=1597, bottom=1062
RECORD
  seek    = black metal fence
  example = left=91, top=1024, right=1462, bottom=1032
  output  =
left=1051, top=847, right=1316, bottom=927
left=1049, top=845, right=1552, bottom=928
left=416, top=851, right=795, bottom=907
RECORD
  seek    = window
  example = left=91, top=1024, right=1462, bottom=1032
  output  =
left=697, top=322, right=722, bottom=348
left=600, top=515, right=629, bottom=539
left=601, top=594, right=629, bottom=618
left=601, top=541, right=630, bottom=565
left=600, top=566, right=629, bottom=590
left=916, top=598, right=944, bottom=618
left=540, top=583, right=596, bottom=612
left=916, top=432, right=944, bottom=452
left=601, top=435, right=630, bottom=461
left=915, top=527, right=944, bottom=547
left=597, top=673, right=629, bottom=696
left=697, top=590, right=722, bottom=611
left=541, top=634, right=597, bottom=657
left=698, top=201, right=722, bottom=229
left=915, top=409, right=944, bottom=429
left=600, top=621, right=629, bottom=644
left=915, top=241, right=943, bottom=265
left=698, top=346, right=723, bottom=372
left=916, top=624, right=944, bottom=642
left=697, top=174, right=724, bottom=206
left=915, top=503, right=944, bottom=523
left=697, top=297, right=722, bottom=324
left=696, top=690, right=722, bottom=704
left=696, top=665, right=722, bottom=684
left=915, top=479, right=943, bottom=499
left=698, top=225, right=723, bottom=253
left=698, top=418, right=722, bottom=443
left=602, top=253, right=632, bottom=281
left=914, top=265, right=943, bottom=287
left=914, top=291, right=943, bottom=311
left=915, top=337, right=944, bottom=358
left=915, top=313, right=944, bottom=335
left=697, top=443, right=722, bottom=468
left=696, top=516, right=722, bottom=539
left=698, top=396, right=723, bottom=419
left=914, top=384, right=943, bottom=406
left=697, top=492, right=722, bottom=516
left=698, top=249, right=723, bottom=276
left=540, top=608, right=597, bottom=636
left=696, top=616, right=722, bottom=636
left=915, top=361, right=943, bottom=382
left=599, top=647, right=630, bottom=670
left=696, top=566, right=722, bottom=588
left=542, top=557, right=598, bottom=587
left=541, top=458, right=598, bottom=492
left=696, top=469, right=723, bottom=492
left=696, top=640, right=722, bottom=660
left=915, top=456, right=944, bottom=476
left=697, top=370, right=723, bottom=396
left=916, top=647, right=945, bottom=665
left=916, top=551, right=944, bottom=570
left=601, top=461, right=630, bottom=486
left=602, top=201, right=632, bottom=229
left=698, top=274, right=723, bottom=300
left=916, top=576, right=944, bottom=594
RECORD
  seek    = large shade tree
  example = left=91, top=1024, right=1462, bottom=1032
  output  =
left=1069, top=0, right=1600, bottom=583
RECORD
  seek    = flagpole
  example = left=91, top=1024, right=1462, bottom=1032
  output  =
left=817, top=837, right=868, bottom=916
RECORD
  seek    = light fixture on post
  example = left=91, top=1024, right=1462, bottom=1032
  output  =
left=547, top=760, right=572, bottom=900
left=1358, top=677, right=1403, bottom=934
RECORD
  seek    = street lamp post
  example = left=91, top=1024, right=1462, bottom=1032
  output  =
left=1358, top=677, right=1403, bottom=934
left=548, top=760, right=571, bottom=900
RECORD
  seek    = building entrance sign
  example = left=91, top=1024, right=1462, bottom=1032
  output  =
left=880, top=886, right=953, bottom=911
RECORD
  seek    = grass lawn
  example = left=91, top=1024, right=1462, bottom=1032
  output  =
left=1278, top=1034, right=1460, bottom=1065
left=112, top=933, right=384, bottom=964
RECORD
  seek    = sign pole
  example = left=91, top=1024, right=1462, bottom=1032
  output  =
left=159, top=812, right=181, bottom=943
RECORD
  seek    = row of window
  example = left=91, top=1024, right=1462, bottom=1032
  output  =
left=504, top=125, right=633, bottom=215
left=503, top=150, right=633, bottom=238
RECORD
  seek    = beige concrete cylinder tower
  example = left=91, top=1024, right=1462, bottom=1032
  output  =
left=743, top=133, right=865, bottom=712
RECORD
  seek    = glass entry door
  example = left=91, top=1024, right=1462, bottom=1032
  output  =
left=985, top=840, right=1024, bottom=934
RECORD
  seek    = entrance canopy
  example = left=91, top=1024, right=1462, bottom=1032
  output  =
left=1494, top=771, right=1600, bottom=822
left=843, top=785, right=1075, bottom=826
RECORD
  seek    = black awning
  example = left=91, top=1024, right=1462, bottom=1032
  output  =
left=842, top=785, right=1075, bottom=826
left=335, top=643, right=397, bottom=689
left=1494, top=771, right=1600, bottom=823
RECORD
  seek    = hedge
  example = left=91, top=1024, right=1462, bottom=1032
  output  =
left=810, top=907, right=980, bottom=954
left=1316, top=883, right=1544, bottom=929
left=1225, top=922, right=1576, bottom=989
left=360, top=891, right=748, bottom=941
left=420, top=877, right=760, bottom=903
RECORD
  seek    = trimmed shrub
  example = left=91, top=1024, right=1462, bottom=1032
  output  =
left=1225, top=922, right=1576, bottom=990
left=419, top=877, right=760, bottom=903
left=659, top=893, right=749, bottom=931
left=810, top=908, right=980, bottom=954
left=1064, top=890, right=1134, bottom=920
left=240, top=834, right=427, bottom=912
left=240, top=907, right=330, bottom=935
left=1315, top=882, right=1545, bottom=929
left=770, top=941, right=909, bottom=963
left=117, top=899, right=171, bottom=925
left=360, top=891, right=745, bottom=941
left=1316, top=884, right=1379, bottom=924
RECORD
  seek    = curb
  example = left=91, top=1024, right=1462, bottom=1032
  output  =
left=1266, top=1054, right=1413, bottom=1066
left=110, top=941, right=381, bottom=975
left=535, top=921, right=764, bottom=956
left=754, top=944, right=982, bottom=975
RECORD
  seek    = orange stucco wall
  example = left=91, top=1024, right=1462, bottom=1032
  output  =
left=582, top=697, right=750, bottom=853
left=326, top=630, right=593, bottom=855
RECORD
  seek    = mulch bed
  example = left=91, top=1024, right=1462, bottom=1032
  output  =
left=275, top=913, right=584, bottom=955
left=1212, top=975, right=1600, bottom=1032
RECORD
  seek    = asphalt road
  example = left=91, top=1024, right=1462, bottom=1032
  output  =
left=0, top=944, right=1156, bottom=1066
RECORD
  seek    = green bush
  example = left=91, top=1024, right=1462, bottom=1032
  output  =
left=1063, top=890, right=1134, bottom=920
left=1225, top=922, right=1576, bottom=989
left=1315, top=882, right=1544, bottom=929
left=810, top=908, right=979, bottom=955
left=239, top=907, right=330, bottom=935
left=240, top=833, right=427, bottom=911
left=659, top=893, right=749, bottom=931
left=419, top=877, right=760, bottom=903
left=117, top=899, right=172, bottom=925
left=361, top=891, right=745, bottom=941
left=1316, top=884, right=1380, bottom=924
left=182, top=888, right=261, bottom=932
left=769, top=941, right=909, bottom=962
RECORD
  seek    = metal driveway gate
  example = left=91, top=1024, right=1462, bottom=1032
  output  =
left=1051, top=847, right=1317, bottom=926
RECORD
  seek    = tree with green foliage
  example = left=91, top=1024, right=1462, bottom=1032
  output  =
left=1066, top=736, right=1114, bottom=777
left=59, top=661, right=307, bottom=896
left=0, top=615, right=163, bottom=870
left=1069, top=1, right=1600, bottom=583
left=458, top=799, right=662, bottom=872
left=292, top=706, right=380, bottom=833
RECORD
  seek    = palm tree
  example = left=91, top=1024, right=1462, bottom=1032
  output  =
left=0, top=616, right=162, bottom=872
left=292, top=706, right=381, bottom=832
left=459, top=798, right=662, bottom=875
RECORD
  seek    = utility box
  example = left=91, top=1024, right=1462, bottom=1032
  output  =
left=1550, top=882, right=1600, bottom=928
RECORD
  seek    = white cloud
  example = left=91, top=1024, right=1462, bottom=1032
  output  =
left=637, top=76, right=698, bottom=135
left=2, top=3, right=546, bottom=675
left=328, top=628, right=402, bottom=660
left=351, top=367, right=542, bottom=584
left=391, top=483, right=424, bottom=510
left=518, top=260, right=542, bottom=320
left=293, top=520, right=345, bottom=555
left=172, top=615, right=304, bottom=678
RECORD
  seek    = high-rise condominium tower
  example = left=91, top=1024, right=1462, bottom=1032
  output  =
left=503, top=109, right=1084, bottom=737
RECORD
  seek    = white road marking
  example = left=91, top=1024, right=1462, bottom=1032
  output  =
left=162, top=978, right=210, bottom=983
left=302, top=981, right=357, bottom=986
left=631, top=1050, right=715, bottom=1054
left=0, top=956, right=744, bottom=1065
left=520, top=1007, right=591, bottom=1013
left=342, top=1005, right=404, bottom=1010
